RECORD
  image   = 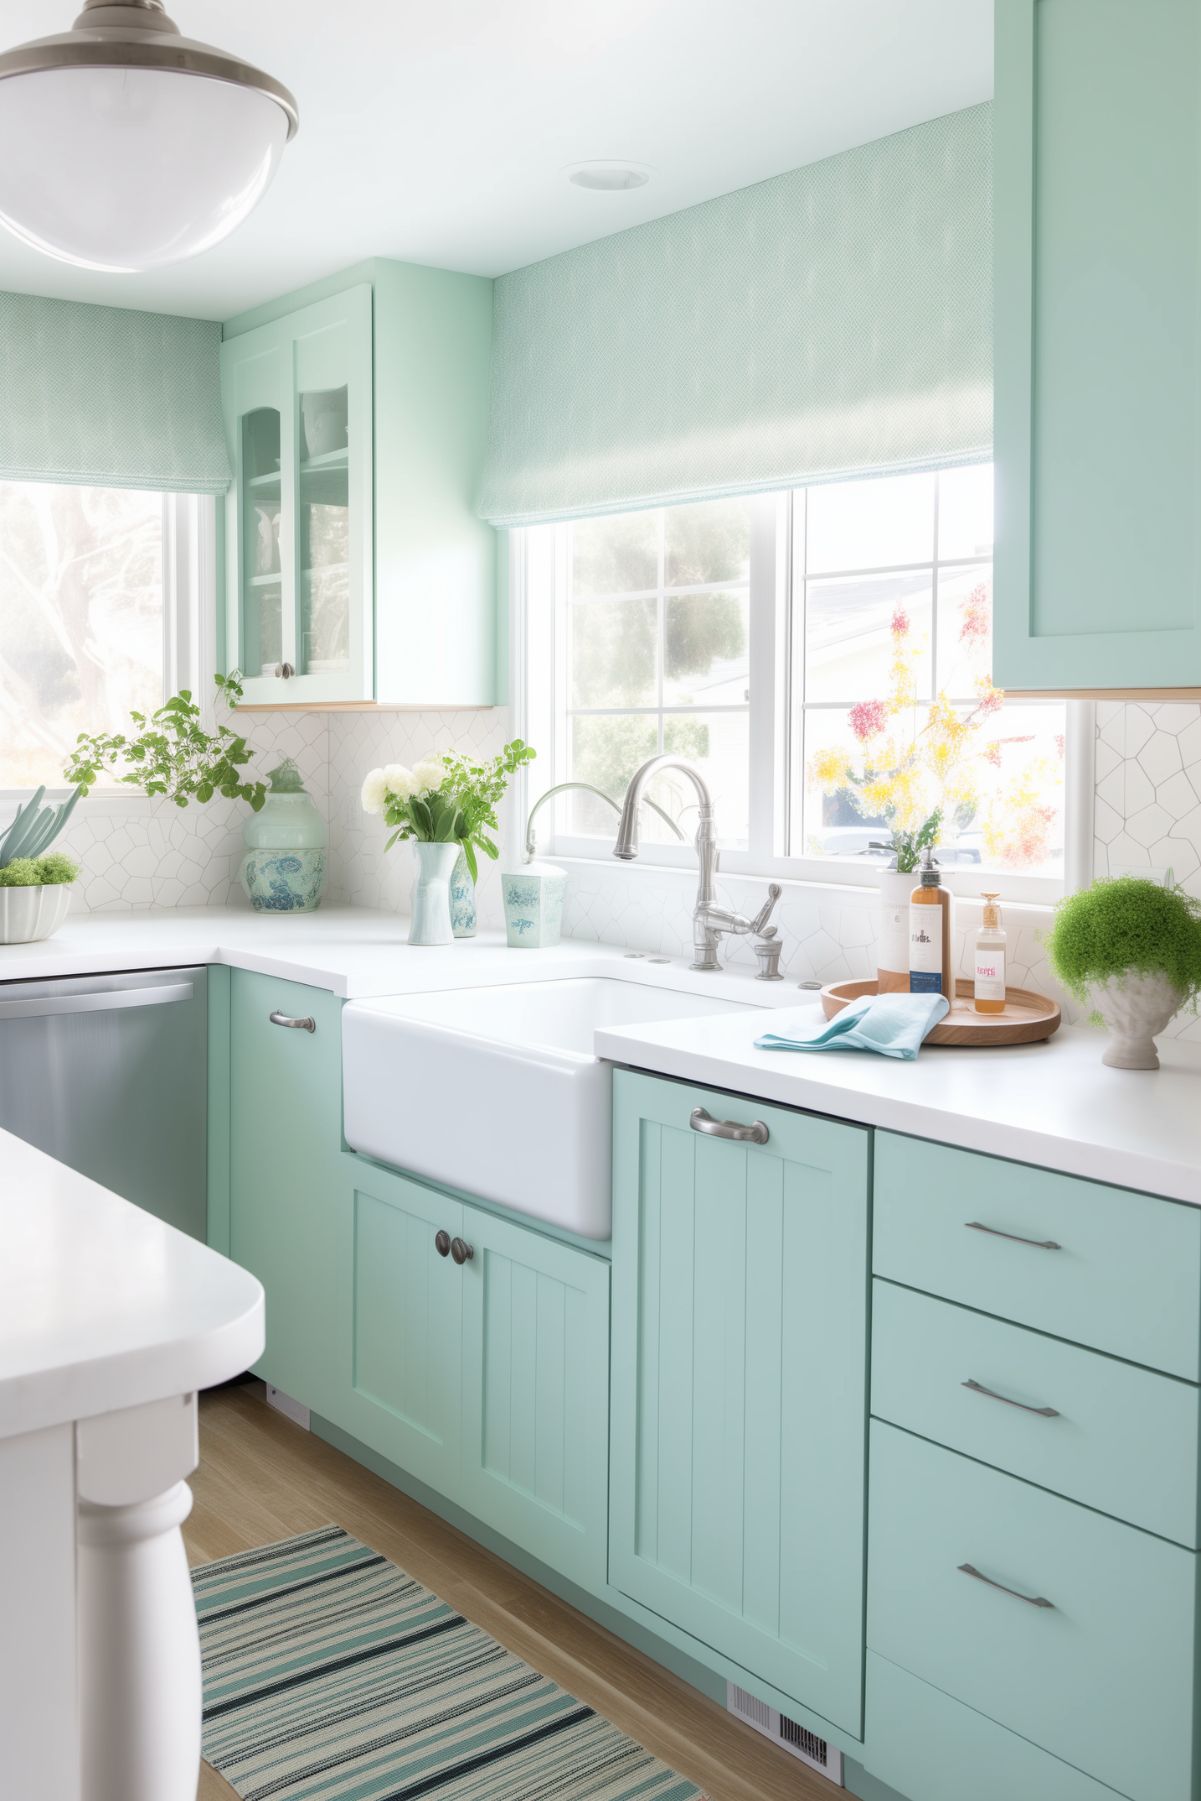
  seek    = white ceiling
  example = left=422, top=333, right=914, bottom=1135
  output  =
left=0, top=0, right=992, bottom=321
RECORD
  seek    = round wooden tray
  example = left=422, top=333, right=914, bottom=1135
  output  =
left=820, top=977, right=1061, bottom=1047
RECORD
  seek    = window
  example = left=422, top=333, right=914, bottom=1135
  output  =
left=0, top=484, right=214, bottom=792
left=521, top=465, right=1072, bottom=895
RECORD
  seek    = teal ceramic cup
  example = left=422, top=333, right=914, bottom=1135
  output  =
left=501, top=862, right=567, bottom=948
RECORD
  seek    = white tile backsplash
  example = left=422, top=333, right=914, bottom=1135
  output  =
left=25, top=692, right=1201, bottom=1048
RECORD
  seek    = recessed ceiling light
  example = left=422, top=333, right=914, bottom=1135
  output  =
left=567, top=161, right=652, bottom=192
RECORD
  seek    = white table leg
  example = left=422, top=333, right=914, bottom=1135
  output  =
left=76, top=1395, right=201, bottom=1801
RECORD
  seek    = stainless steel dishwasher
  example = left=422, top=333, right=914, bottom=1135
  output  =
left=0, top=966, right=207, bottom=1239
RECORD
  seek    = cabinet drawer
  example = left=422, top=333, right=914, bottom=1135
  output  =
left=872, top=1281, right=1201, bottom=1546
left=868, top=1422, right=1200, bottom=1801
left=865, top=1653, right=1125, bottom=1801
left=874, top=1132, right=1201, bottom=1378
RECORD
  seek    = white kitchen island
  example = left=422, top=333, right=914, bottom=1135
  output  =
left=0, top=1130, right=264, bottom=1801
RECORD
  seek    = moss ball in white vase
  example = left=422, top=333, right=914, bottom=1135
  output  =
left=1047, top=877, right=1201, bottom=1070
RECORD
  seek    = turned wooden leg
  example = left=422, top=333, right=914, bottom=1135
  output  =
left=76, top=1395, right=201, bottom=1801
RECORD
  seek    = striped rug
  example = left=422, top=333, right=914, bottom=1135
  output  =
left=193, top=1524, right=707, bottom=1801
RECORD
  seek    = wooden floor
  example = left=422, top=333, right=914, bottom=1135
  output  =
left=186, top=1382, right=834, bottom=1801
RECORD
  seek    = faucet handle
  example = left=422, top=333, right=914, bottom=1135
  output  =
left=749, top=882, right=782, bottom=937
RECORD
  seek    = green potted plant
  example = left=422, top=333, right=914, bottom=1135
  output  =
left=0, top=795, right=81, bottom=944
left=1047, top=876, right=1201, bottom=1069
left=361, top=741, right=534, bottom=945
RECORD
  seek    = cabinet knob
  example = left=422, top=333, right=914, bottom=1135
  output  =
left=434, top=1230, right=451, bottom=1259
left=450, top=1236, right=474, bottom=1265
left=274, top=661, right=295, bottom=680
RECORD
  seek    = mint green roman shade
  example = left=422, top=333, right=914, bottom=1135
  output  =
left=479, top=103, right=991, bottom=526
left=0, top=291, right=230, bottom=494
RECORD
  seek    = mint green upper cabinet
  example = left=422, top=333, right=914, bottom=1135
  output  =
left=222, top=286, right=373, bottom=705
left=227, top=970, right=344, bottom=1413
left=609, top=1071, right=870, bottom=1735
left=222, top=259, right=497, bottom=709
left=994, top=0, right=1201, bottom=692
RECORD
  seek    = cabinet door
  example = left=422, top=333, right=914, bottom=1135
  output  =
left=228, top=971, right=343, bottom=1412
left=459, top=1203, right=610, bottom=1593
left=994, top=0, right=1201, bottom=692
left=610, top=1071, right=869, bottom=1734
left=222, top=285, right=373, bottom=706
left=222, top=325, right=292, bottom=695
left=337, top=1157, right=465, bottom=1498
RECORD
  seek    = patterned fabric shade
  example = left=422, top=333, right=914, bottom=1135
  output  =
left=0, top=289, right=231, bottom=493
left=478, top=103, right=992, bottom=526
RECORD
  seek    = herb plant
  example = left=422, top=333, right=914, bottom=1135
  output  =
left=64, top=671, right=266, bottom=811
left=1047, top=877, right=1201, bottom=1005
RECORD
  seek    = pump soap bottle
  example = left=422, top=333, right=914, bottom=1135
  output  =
left=973, top=891, right=1007, bottom=1014
left=908, top=848, right=953, bottom=998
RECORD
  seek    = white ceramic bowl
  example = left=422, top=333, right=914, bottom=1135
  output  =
left=0, top=882, right=72, bottom=944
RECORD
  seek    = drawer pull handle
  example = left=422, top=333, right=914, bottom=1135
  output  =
left=690, top=1107, right=769, bottom=1145
left=963, top=1378, right=1060, bottom=1419
left=269, top=1010, right=316, bottom=1032
left=958, top=1563, right=1054, bottom=1610
left=965, top=1220, right=1061, bottom=1252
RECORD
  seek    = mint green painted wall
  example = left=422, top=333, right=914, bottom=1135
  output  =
left=479, top=103, right=991, bottom=525
left=0, top=289, right=230, bottom=492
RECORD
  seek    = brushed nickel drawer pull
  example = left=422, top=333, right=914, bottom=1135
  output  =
left=269, top=1010, right=316, bottom=1032
left=963, top=1378, right=1060, bottom=1418
left=690, top=1107, right=769, bottom=1145
left=958, top=1562, right=1054, bottom=1609
left=965, top=1220, right=1062, bottom=1251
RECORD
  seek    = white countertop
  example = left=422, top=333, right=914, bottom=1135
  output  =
left=1, top=905, right=1198, bottom=1206
left=596, top=1003, right=1201, bottom=1206
left=0, top=1130, right=264, bottom=1441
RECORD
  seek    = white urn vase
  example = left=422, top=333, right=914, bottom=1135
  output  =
left=1085, top=969, right=1184, bottom=1070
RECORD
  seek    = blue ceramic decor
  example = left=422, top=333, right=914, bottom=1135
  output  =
left=240, top=760, right=327, bottom=913
left=409, top=841, right=459, bottom=946
left=450, top=847, right=477, bottom=938
left=501, top=862, right=567, bottom=948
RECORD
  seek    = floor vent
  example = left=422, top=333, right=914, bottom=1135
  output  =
left=726, top=1684, right=844, bottom=1785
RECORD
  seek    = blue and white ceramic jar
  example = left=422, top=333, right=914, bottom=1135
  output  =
left=449, top=847, right=477, bottom=938
left=501, top=862, right=567, bottom=948
left=240, top=762, right=327, bottom=914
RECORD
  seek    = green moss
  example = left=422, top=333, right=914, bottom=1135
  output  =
left=0, top=852, right=79, bottom=887
left=1047, top=877, right=1201, bottom=1003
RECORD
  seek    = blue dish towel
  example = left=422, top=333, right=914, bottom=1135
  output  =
left=756, top=991, right=950, bottom=1060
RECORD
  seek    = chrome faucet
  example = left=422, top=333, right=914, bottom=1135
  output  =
left=523, top=781, right=685, bottom=862
left=613, top=754, right=781, bottom=971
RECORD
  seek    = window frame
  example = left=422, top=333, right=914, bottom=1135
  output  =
left=0, top=489, right=218, bottom=804
left=515, top=481, right=1094, bottom=905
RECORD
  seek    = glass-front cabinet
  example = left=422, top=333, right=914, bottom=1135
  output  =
left=222, top=286, right=373, bottom=704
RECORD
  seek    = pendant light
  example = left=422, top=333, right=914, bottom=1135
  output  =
left=0, top=0, right=299, bottom=273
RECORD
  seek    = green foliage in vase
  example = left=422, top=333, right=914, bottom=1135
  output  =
left=883, top=812, right=943, bottom=875
left=362, top=741, right=536, bottom=883
left=0, top=852, right=79, bottom=886
left=1047, top=877, right=1201, bottom=1005
left=64, top=671, right=266, bottom=811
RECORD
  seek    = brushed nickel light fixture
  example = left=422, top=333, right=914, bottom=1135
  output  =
left=0, top=0, right=299, bottom=273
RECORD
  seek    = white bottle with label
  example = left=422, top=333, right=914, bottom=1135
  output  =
left=973, top=891, right=1007, bottom=1014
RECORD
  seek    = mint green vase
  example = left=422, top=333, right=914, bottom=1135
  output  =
left=240, top=760, right=327, bottom=913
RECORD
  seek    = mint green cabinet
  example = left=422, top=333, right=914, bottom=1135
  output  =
left=337, top=1156, right=610, bottom=1591
left=227, top=970, right=344, bottom=1412
left=222, top=286, right=373, bottom=705
left=222, top=258, right=497, bottom=709
left=609, top=1070, right=869, bottom=1735
left=994, top=0, right=1201, bottom=692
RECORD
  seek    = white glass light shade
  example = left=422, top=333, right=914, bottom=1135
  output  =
left=0, top=65, right=288, bottom=272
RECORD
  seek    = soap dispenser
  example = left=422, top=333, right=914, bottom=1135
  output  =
left=908, top=848, right=953, bottom=998
left=973, top=891, right=1007, bottom=1014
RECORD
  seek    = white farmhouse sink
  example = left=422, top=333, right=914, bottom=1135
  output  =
left=342, top=977, right=757, bottom=1238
